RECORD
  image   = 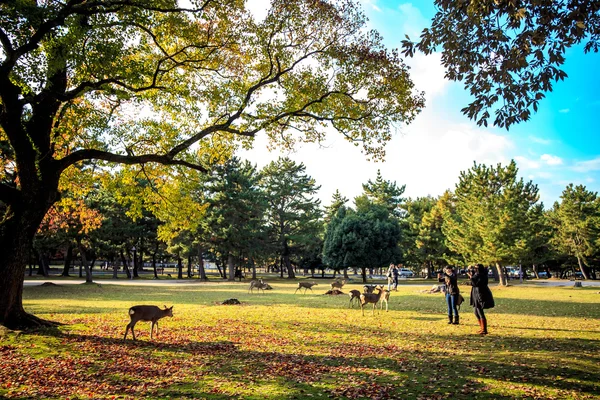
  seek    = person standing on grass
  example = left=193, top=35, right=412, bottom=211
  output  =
left=392, top=264, right=400, bottom=291
left=386, top=263, right=395, bottom=291
left=438, top=266, right=460, bottom=325
left=468, top=264, right=495, bottom=335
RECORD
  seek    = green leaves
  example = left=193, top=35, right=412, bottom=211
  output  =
left=401, top=0, right=600, bottom=128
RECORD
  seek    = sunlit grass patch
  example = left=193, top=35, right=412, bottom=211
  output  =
left=0, top=281, right=598, bottom=399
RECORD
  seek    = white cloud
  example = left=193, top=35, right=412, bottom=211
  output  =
left=514, top=156, right=541, bottom=170
left=573, top=157, right=600, bottom=172
left=406, top=53, right=448, bottom=103
left=540, top=154, right=563, bottom=165
left=559, top=108, right=570, bottom=113
left=359, top=0, right=381, bottom=12
left=528, top=135, right=552, bottom=145
left=246, top=0, right=271, bottom=22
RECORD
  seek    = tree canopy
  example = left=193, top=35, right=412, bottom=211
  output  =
left=402, top=0, right=600, bottom=129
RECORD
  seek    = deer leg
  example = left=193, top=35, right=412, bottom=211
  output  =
left=372, top=303, right=375, bottom=316
left=155, top=321, right=159, bottom=338
left=123, top=324, right=130, bottom=340
left=131, top=323, right=137, bottom=341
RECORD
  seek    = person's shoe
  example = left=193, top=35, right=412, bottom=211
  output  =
left=448, top=315, right=453, bottom=324
left=480, top=318, right=488, bottom=335
left=475, top=319, right=483, bottom=334
left=453, top=315, right=459, bottom=325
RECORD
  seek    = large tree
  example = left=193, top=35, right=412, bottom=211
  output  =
left=0, top=0, right=423, bottom=328
left=443, top=160, right=541, bottom=286
left=203, top=158, right=267, bottom=281
left=261, top=157, right=322, bottom=279
left=402, top=0, right=600, bottom=128
left=548, top=184, right=599, bottom=280
left=323, top=202, right=401, bottom=283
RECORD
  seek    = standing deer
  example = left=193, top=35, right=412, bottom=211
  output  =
left=330, top=279, right=346, bottom=291
left=348, top=289, right=361, bottom=308
left=379, top=289, right=391, bottom=311
left=295, top=282, right=318, bottom=294
left=248, top=279, right=269, bottom=294
left=124, top=305, right=173, bottom=340
left=359, top=285, right=384, bottom=316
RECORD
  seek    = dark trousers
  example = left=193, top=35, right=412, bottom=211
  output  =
left=474, top=306, right=486, bottom=320
left=446, top=293, right=459, bottom=317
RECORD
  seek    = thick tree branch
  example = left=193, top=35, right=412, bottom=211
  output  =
left=56, top=149, right=207, bottom=174
left=0, top=183, right=21, bottom=205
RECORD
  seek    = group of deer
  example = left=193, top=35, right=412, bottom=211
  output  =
left=349, top=285, right=390, bottom=316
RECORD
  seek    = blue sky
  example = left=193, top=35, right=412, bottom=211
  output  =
left=242, top=0, right=600, bottom=207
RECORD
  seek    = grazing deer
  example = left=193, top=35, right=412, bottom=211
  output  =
left=359, top=285, right=384, bottom=316
left=379, top=289, right=391, bottom=312
left=248, top=279, right=269, bottom=294
left=363, top=284, right=377, bottom=294
left=348, top=289, right=361, bottom=308
left=330, top=279, right=346, bottom=291
left=124, top=305, right=173, bottom=341
left=295, top=282, right=318, bottom=294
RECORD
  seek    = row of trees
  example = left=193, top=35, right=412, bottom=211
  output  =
left=34, top=157, right=600, bottom=290
left=33, top=157, right=323, bottom=284
left=322, top=162, right=599, bottom=285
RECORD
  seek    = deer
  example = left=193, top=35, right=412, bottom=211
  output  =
left=330, top=279, right=346, bottom=291
left=379, top=289, right=391, bottom=312
left=363, top=284, right=377, bottom=294
left=295, top=281, right=318, bottom=294
left=348, top=289, right=361, bottom=308
left=248, top=279, right=269, bottom=294
left=124, top=305, right=173, bottom=341
left=359, top=285, right=384, bottom=316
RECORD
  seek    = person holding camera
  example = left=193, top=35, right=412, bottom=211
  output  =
left=467, top=264, right=495, bottom=335
left=438, top=266, right=460, bottom=324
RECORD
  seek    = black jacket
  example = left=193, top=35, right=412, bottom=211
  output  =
left=470, top=269, right=495, bottom=309
left=439, top=272, right=460, bottom=295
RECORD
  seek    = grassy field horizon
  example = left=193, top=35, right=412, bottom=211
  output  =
left=1, top=281, right=598, bottom=399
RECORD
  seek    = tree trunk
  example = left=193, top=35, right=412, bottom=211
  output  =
left=151, top=252, right=158, bottom=279
left=283, top=241, right=295, bottom=279
left=576, top=256, right=591, bottom=280
left=61, top=244, right=73, bottom=276
left=0, top=207, right=59, bottom=329
left=426, top=261, right=433, bottom=279
left=227, top=254, right=235, bottom=282
left=197, top=244, right=208, bottom=280
left=132, top=247, right=139, bottom=278
left=495, top=262, right=508, bottom=286
left=187, top=255, right=192, bottom=278
left=177, top=256, right=183, bottom=279
left=36, top=250, right=49, bottom=277
left=76, top=239, right=93, bottom=284
left=361, top=266, right=367, bottom=283
left=532, top=264, right=540, bottom=279
left=119, top=250, right=132, bottom=279
left=251, top=258, right=257, bottom=280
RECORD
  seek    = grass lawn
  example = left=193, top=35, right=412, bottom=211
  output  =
left=1, top=280, right=599, bottom=399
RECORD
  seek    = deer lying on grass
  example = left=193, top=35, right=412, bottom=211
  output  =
left=360, top=285, right=384, bottom=316
left=379, top=289, right=391, bottom=312
left=330, top=279, right=346, bottom=291
left=248, top=279, right=269, bottom=294
left=295, top=282, right=318, bottom=294
left=124, top=305, right=173, bottom=340
left=348, top=289, right=361, bottom=308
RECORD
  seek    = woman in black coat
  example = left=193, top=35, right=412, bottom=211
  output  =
left=468, top=264, right=495, bottom=334
left=438, top=266, right=460, bottom=325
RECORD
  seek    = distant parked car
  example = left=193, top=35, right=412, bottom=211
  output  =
left=398, top=268, right=414, bottom=278
left=537, top=271, right=548, bottom=278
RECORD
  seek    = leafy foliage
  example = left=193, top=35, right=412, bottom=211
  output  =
left=442, top=161, right=542, bottom=285
left=401, top=0, right=600, bottom=128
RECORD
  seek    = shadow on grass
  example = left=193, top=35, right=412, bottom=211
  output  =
left=16, top=321, right=599, bottom=399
